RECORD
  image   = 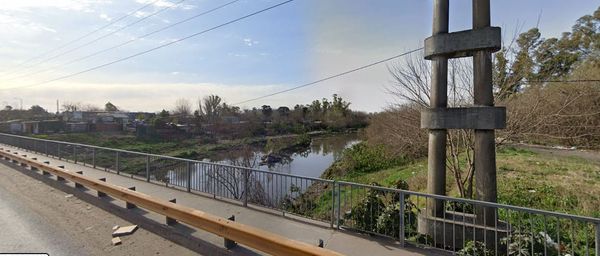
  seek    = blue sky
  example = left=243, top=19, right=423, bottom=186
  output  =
left=0, top=0, right=597, bottom=112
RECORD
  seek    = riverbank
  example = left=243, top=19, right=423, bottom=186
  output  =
left=320, top=144, right=600, bottom=218
left=31, top=131, right=342, bottom=159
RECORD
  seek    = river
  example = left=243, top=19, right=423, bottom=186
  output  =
left=210, top=133, right=360, bottom=178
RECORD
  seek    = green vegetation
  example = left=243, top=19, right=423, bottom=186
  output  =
left=323, top=144, right=600, bottom=218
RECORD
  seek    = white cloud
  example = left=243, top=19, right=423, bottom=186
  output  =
left=135, top=0, right=196, bottom=11
left=99, top=13, right=112, bottom=21
left=0, top=14, right=57, bottom=36
left=2, top=82, right=283, bottom=112
left=0, top=0, right=108, bottom=12
left=134, top=10, right=149, bottom=18
left=243, top=38, right=259, bottom=47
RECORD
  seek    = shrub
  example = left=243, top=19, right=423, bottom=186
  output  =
left=457, top=241, right=494, bottom=256
left=343, top=142, right=406, bottom=173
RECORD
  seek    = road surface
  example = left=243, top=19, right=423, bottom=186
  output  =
left=0, top=162, right=197, bottom=256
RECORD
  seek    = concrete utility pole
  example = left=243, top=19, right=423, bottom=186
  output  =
left=472, top=0, right=498, bottom=226
left=426, top=0, right=449, bottom=218
left=422, top=0, right=504, bottom=225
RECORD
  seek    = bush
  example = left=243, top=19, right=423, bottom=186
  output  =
left=501, top=231, right=559, bottom=256
left=343, top=142, right=406, bottom=173
left=457, top=241, right=494, bottom=256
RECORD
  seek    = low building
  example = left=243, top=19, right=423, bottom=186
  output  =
left=38, top=120, right=64, bottom=134
left=66, top=122, right=89, bottom=133
left=22, top=121, right=40, bottom=134
left=92, top=123, right=122, bottom=132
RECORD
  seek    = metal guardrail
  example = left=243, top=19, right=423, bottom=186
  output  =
left=0, top=133, right=598, bottom=256
left=0, top=148, right=342, bottom=256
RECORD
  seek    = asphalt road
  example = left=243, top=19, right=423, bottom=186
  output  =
left=0, top=162, right=197, bottom=256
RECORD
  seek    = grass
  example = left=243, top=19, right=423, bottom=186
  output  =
left=32, top=133, right=263, bottom=160
left=326, top=146, right=600, bottom=218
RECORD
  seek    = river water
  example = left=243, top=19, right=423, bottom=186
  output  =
left=211, top=133, right=360, bottom=178
left=163, top=133, right=360, bottom=204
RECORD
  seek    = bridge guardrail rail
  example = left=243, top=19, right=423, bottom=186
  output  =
left=0, top=132, right=598, bottom=256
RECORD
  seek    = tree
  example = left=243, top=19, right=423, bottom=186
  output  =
left=203, top=95, right=222, bottom=121
left=29, top=105, right=46, bottom=115
left=173, top=98, right=192, bottom=116
left=261, top=105, right=273, bottom=121
left=61, top=102, right=80, bottom=112
left=4, top=105, right=12, bottom=111
left=196, top=98, right=204, bottom=117
left=384, top=52, right=477, bottom=198
left=277, top=106, right=290, bottom=117
left=105, top=102, right=119, bottom=112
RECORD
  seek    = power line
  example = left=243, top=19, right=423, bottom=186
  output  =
left=5, top=0, right=186, bottom=80
left=5, top=0, right=241, bottom=82
left=528, top=79, right=600, bottom=83
left=232, top=48, right=424, bottom=105
left=0, top=0, right=161, bottom=77
left=0, top=0, right=296, bottom=92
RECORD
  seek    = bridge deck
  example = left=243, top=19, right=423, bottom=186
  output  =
left=0, top=143, right=442, bottom=256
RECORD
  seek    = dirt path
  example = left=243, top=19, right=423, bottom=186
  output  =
left=512, top=143, right=600, bottom=165
left=0, top=162, right=198, bottom=256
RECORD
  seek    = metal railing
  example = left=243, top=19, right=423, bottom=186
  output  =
left=0, top=133, right=598, bottom=256
left=0, top=149, right=342, bottom=256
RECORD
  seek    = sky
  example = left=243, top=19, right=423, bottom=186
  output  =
left=0, top=0, right=597, bottom=113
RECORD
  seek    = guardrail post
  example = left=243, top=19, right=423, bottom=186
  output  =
left=224, top=215, right=237, bottom=249
left=126, top=187, right=137, bottom=209
left=97, top=178, right=107, bottom=197
left=331, top=181, right=336, bottom=228
left=166, top=198, right=177, bottom=225
left=75, top=171, right=84, bottom=188
left=92, top=148, right=96, bottom=168
left=115, top=152, right=120, bottom=175
left=45, top=141, right=48, bottom=156
left=399, top=191, right=406, bottom=247
left=146, top=155, right=150, bottom=182
left=73, top=146, right=77, bottom=164
left=57, top=144, right=61, bottom=160
left=56, top=165, right=65, bottom=181
left=243, top=169, right=249, bottom=207
left=186, top=161, right=191, bottom=192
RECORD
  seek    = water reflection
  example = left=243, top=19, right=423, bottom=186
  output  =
left=213, top=133, right=360, bottom=178
left=163, top=133, right=360, bottom=207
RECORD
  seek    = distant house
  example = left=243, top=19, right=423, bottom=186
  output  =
left=22, top=121, right=39, bottom=134
left=127, top=112, right=155, bottom=121
left=66, top=122, right=89, bottom=133
left=62, top=111, right=133, bottom=133
left=0, top=120, right=24, bottom=134
left=38, top=120, right=64, bottom=133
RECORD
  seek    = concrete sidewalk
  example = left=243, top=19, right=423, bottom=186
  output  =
left=1, top=143, right=441, bottom=256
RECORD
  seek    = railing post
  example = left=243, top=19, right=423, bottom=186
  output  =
left=92, top=148, right=96, bottom=168
left=146, top=155, right=150, bottom=182
left=336, top=184, right=341, bottom=229
left=331, top=181, right=336, bottom=228
left=115, top=151, right=120, bottom=175
left=399, top=191, right=406, bottom=247
left=596, top=223, right=600, bottom=256
left=186, top=161, right=191, bottom=192
left=73, top=146, right=77, bottom=163
left=45, top=140, right=48, bottom=156
left=57, top=143, right=61, bottom=160
left=243, top=168, right=249, bottom=207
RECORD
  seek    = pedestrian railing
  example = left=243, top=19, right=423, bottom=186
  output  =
left=0, top=133, right=598, bottom=256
